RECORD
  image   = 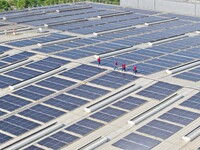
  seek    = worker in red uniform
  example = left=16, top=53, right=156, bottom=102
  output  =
left=124, top=64, right=126, bottom=71
left=133, top=65, right=137, bottom=75
left=122, top=64, right=126, bottom=71
left=97, top=57, right=101, bottom=66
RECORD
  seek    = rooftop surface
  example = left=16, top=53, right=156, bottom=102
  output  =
left=0, top=2, right=199, bottom=150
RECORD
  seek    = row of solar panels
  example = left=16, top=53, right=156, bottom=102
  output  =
left=0, top=53, right=186, bottom=146
left=11, top=88, right=200, bottom=150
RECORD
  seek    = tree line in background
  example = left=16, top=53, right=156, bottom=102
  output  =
left=0, top=0, right=119, bottom=11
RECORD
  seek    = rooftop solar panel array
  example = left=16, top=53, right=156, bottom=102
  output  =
left=0, top=57, right=69, bottom=89
left=0, top=2, right=200, bottom=150
left=7, top=33, right=74, bottom=47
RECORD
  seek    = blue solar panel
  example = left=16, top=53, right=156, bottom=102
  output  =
left=36, top=76, right=76, bottom=91
left=50, top=131, right=79, bottom=144
left=38, top=137, right=66, bottom=150
left=0, top=115, right=40, bottom=136
left=0, top=121, right=27, bottom=135
left=159, top=108, right=200, bottom=125
left=0, top=95, right=30, bottom=107
left=14, top=89, right=45, bottom=101
left=0, top=100, right=20, bottom=111
left=44, top=98, right=78, bottom=111
left=0, top=75, right=20, bottom=85
left=0, top=133, right=13, bottom=144
left=42, top=57, right=69, bottom=65
left=54, top=94, right=88, bottom=106
left=0, top=110, right=6, bottom=116
left=137, top=119, right=182, bottom=139
left=90, top=107, right=126, bottom=122
left=90, top=71, right=137, bottom=89
left=113, top=96, right=147, bottom=110
left=67, top=84, right=110, bottom=100
left=174, top=72, right=200, bottom=82
left=65, top=124, right=93, bottom=135
left=0, top=46, right=11, bottom=52
left=12, top=67, right=42, bottom=76
left=56, top=49, right=94, bottom=59
left=18, top=94, right=66, bottom=123
left=23, top=85, right=54, bottom=95
left=26, top=63, right=54, bottom=72
left=137, top=81, right=181, bottom=100
left=180, top=93, right=200, bottom=110
left=37, top=80, right=66, bottom=91
left=31, top=104, right=65, bottom=118
left=6, top=71, right=32, bottom=80
left=4, top=115, right=40, bottom=130
left=113, top=133, right=161, bottom=150
left=19, top=109, right=54, bottom=123
left=65, top=118, right=104, bottom=135
left=24, top=145, right=44, bottom=150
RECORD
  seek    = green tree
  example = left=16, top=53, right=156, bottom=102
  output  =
left=0, top=0, right=11, bottom=11
left=16, top=0, right=26, bottom=9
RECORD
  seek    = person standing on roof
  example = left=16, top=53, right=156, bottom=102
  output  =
left=124, top=64, right=126, bottom=71
left=114, top=61, right=118, bottom=70
left=97, top=57, right=101, bottom=66
left=122, top=64, right=126, bottom=71
left=133, top=65, right=137, bottom=75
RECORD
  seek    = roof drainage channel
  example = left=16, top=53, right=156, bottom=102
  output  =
left=182, top=125, right=200, bottom=142
left=0, top=59, right=33, bottom=74
left=44, top=18, right=87, bottom=28
left=99, top=11, right=133, bottom=18
left=166, top=59, right=200, bottom=74
left=128, top=94, right=184, bottom=125
left=81, top=137, right=109, bottom=150
left=55, top=5, right=92, bottom=13
left=144, top=17, right=178, bottom=26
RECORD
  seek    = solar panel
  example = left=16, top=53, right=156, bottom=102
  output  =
left=0, top=115, right=40, bottom=136
left=19, top=104, right=65, bottom=123
left=137, top=81, right=181, bottom=100
left=180, top=92, right=200, bottom=110
left=0, top=95, right=30, bottom=107
left=137, top=119, right=182, bottom=139
left=38, top=131, right=79, bottom=149
left=90, top=71, right=137, bottom=89
left=0, top=110, right=6, bottom=117
left=59, top=64, right=105, bottom=80
left=67, top=84, right=110, bottom=100
left=174, top=66, right=200, bottom=82
left=65, top=118, right=104, bottom=136
left=159, top=108, right=200, bottom=125
left=47, top=94, right=88, bottom=108
left=113, top=96, right=147, bottom=110
left=23, top=145, right=44, bottom=150
left=36, top=76, right=76, bottom=91
left=113, top=133, right=161, bottom=150
left=90, top=107, right=126, bottom=122
left=0, top=133, right=13, bottom=144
